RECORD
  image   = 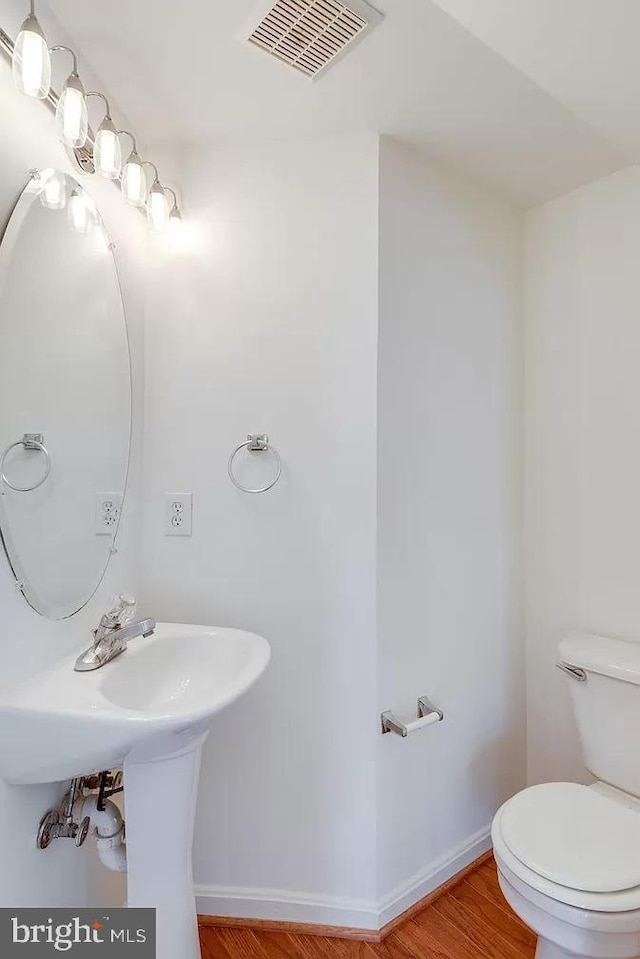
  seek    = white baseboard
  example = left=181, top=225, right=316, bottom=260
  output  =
left=195, top=885, right=380, bottom=930
left=376, top=824, right=492, bottom=928
left=195, top=824, right=492, bottom=931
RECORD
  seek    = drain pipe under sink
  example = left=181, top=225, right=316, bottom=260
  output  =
left=78, top=794, right=127, bottom=873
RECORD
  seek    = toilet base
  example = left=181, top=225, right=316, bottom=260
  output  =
left=536, top=939, right=585, bottom=959
left=495, top=858, right=640, bottom=959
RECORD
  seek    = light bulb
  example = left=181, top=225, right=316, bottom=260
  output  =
left=55, top=74, right=87, bottom=147
left=148, top=181, right=168, bottom=231
left=121, top=151, right=146, bottom=206
left=94, top=116, right=122, bottom=179
left=67, top=190, right=91, bottom=234
left=12, top=13, right=50, bottom=98
left=40, top=171, right=66, bottom=210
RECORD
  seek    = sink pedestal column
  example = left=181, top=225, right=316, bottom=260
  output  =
left=124, top=729, right=209, bottom=959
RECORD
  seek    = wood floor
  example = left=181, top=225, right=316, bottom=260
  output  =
left=199, top=857, right=537, bottom=958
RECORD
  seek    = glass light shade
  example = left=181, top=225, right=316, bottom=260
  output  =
left=94, top=116, right=122, bottom=179
left=121, top=152, right=146, bottom=206
left=168, top=207, right=183, bottom=248
left=148, top=182, right=168, bottom=231
left=40, top=172, right=67, bottom=211
left=55, top=74, right=88, bottom=147
left=12, top=14, right=51, bottom=98
left=67, top=190, right=92, bottom=235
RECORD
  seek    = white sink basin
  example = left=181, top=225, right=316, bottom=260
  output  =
left=0, top=622, right=270, bottom=784
left=0, top=622, right=270, bottom=959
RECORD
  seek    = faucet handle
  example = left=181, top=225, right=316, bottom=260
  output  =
left=100, top=593, right=137, bottom=628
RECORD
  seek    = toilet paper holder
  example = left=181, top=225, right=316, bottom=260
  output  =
left=381, top=696, right=444, bottom=737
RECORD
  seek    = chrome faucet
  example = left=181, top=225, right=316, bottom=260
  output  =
left=74, top=595, right=156, bottom=672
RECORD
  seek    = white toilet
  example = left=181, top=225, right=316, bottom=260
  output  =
left=492, top=633, right=640, bottom=959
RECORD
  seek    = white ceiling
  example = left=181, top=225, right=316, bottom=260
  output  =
left=25, top=0, right=636, bottom=206
left=431, top=0, right=640, bottom=162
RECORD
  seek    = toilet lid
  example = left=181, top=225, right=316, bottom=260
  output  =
left=500, top=783, right=640, bottom=893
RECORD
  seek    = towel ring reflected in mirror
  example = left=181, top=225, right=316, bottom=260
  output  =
left=0, top=434, right=51, bottom=493
left=228, top=434, right=282, bottom=494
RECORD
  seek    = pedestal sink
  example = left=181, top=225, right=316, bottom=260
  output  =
left=0, top=623, right=271, bottom=959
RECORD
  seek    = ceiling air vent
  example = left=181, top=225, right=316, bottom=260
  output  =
left=246, top=0, right=383, bottom=79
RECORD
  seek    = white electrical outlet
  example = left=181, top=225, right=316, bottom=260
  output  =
left=164, top=493, right=193, bottom=536
left=95, top=493, right=123, bottom=536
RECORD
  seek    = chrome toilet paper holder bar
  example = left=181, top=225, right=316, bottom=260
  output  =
left=381, top=696, right=444, bottom=737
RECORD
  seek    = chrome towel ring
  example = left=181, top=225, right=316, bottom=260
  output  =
left=228, top=434, right=282, bottom=494
left=1, top=433, right=51, bottom=492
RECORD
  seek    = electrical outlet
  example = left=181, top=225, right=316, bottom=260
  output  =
left=164, top=493, right=193, bottom=536
left=95, top=493, right=123, bottom=536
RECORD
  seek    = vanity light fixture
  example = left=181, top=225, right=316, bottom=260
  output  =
left=3, top=9, right=185, bottom=238
left=144, top=162, right=168, bottom=231
left=12, top=0, right=50, bottom=98
left=166, top=188, right=183, bottom=245
left=51, top=46, right=87, bottom=147
left=88, top=92, right=122, bottom=180
left=119, top=132, right=146, bottom=207
left=67, top=188, right=92, bottom=234
left=40, top=170, right=67, bottom=210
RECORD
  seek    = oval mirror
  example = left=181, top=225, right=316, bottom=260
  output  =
left=0, top=169, right=131, bottom=619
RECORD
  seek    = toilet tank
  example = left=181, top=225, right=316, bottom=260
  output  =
left=559, top=633, right=640, bottom=797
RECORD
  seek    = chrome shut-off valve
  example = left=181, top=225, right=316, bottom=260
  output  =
left=37, top=778, right=90, bottom=850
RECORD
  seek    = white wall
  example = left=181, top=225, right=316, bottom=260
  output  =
left=524, top=165, right=640, bottom=785
left=0, top=21, right=149, bottom=905
left=141, top=135, right=526, bottom=928
left=141, top=136, right=381, bottom=927
left=376, top=138, right=525, bottom=915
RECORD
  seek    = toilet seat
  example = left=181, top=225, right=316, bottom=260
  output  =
left=493, top=783, right=640, bottom=913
